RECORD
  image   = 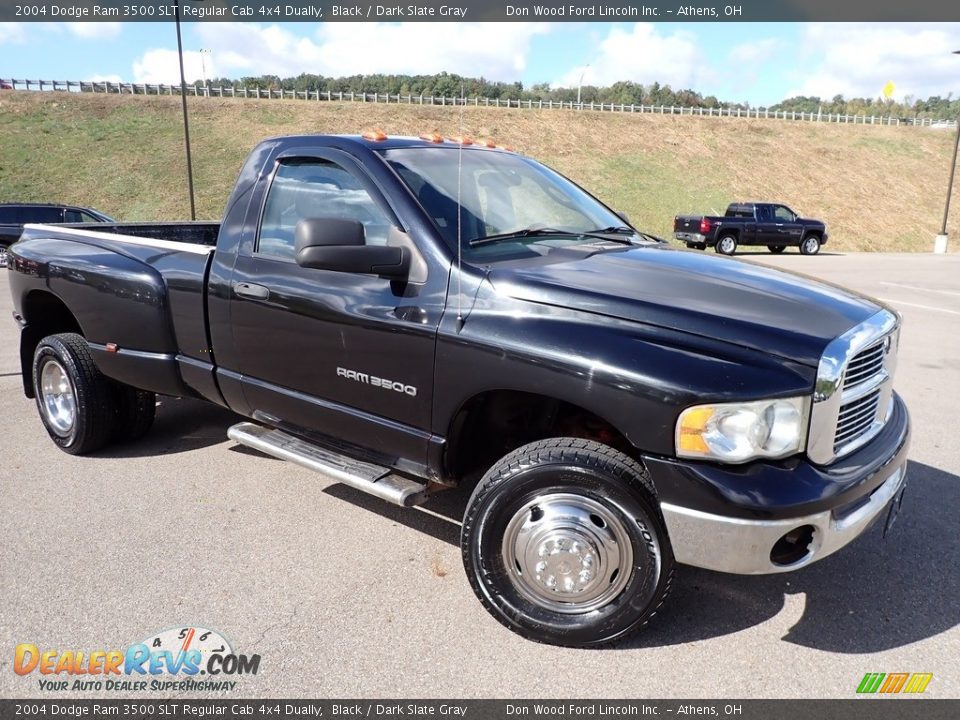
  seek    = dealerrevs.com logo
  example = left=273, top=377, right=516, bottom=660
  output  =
left=14, top=627, right=260, bottom=692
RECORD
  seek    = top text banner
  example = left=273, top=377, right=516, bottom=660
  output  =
left=5, top=0, right=960, bottom=22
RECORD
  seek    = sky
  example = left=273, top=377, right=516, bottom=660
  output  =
left=1, top=21, right=960, bottom=106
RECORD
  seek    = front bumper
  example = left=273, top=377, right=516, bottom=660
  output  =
left=648, top=393, right=910, bottom=574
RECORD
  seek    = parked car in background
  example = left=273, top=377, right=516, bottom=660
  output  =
left=0, top=81, right=13, bottom=90
left=674, top=202, right=828, bottom=255
left=0, top=203, right=115, bottom=267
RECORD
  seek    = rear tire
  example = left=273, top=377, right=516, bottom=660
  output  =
left=462, top=438, right=675, bottom=647
left=767, top=245, right=786, bottom=254
left=800, top=235, right=822, bottom=255
left=33, top=333, right=116, bottom=455
left=716, top=234, right=737, bottom=255
left=113, top=386, right=156, bottom=443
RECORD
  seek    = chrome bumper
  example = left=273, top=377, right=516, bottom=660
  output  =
left=660, top=463, right=906, bottom=575
left=675, top=232, right=706, bottom=243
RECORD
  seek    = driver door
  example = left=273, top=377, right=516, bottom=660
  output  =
left=228, top=153, right=443, bottom=466
left=773, top=205, right=803, bottom=245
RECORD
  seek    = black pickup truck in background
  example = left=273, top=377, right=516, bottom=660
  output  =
left=674, top=202, right=829, bottom=255
left=0, top=203, right=114, bottom=267
left=7, top=135, right=908, bottom=647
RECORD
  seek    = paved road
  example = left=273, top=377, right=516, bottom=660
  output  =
left=1, top=252, right=958, bottom=699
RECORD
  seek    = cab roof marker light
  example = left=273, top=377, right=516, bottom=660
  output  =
left=418, top=132, right=445, bottom=143
left=448, top=136, right=473, bottom=146
left=362, top=129, right=388, bottom=141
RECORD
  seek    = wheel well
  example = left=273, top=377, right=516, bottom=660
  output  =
left=19, top=291, right=83, bottom=398
left=444, top=390, right=631, bottom=483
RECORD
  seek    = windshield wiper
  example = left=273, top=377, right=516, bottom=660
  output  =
left=589, top=226, right=667, bottom=244
left=469, top=227, right=576, bottom=247
left=470, top=226, right=648, bottom=248
left=586, top=225, right=636, bottom=235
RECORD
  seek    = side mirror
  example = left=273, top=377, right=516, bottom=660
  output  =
left=294, top=218, right=409, bottom=279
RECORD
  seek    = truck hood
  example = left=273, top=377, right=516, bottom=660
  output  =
left=486, top=245, right=881, bottom=367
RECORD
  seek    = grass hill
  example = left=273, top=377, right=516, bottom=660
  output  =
left=1, top=91, right=957, bottom=252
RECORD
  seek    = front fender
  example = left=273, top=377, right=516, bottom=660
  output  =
left=433, top=288, right=816, bottom=457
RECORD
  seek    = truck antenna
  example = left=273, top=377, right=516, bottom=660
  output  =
left=456, top=81, right=465, bottom=332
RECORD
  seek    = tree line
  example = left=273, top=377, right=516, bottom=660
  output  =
left=196, top=71, right=960, bottom=120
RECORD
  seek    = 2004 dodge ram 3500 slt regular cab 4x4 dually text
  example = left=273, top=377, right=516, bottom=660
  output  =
left=8, top=134, right=909, bottom=647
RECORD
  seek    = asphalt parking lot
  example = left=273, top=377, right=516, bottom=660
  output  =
left=1, top=251, right=958, bottom=699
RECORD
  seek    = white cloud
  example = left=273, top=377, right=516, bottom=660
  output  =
left=133, top=22, right=548, bottom=82
left=67, top=22, right=122, bottom=40
left=725, top=38, right=781, bottom=97
left=553, top=23, right=709, bottom=89
left=0, top=22, right=27, bottom=44
left=133, top=48, right=217, bottom=84
left=728, top=38, right=779, bottom=66
left=789, top=23, right=960, bottom=101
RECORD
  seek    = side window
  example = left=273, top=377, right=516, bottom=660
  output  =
left=64, top=209, right=84, bottom=223
left=755, top=205, right=772, bottom=222
left=0, top=207, right=20, bottom=223
left=258, top=159, right=392, bottom=260
left=25, top=207, right=63, bottom=223
left=774, top=206, right=795, bottom=222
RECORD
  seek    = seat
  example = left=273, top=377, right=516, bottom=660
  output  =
left=478, top=172, right=515, bottom=235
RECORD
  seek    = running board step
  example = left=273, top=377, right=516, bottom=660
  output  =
left=227, top=422, right=429, bottom=507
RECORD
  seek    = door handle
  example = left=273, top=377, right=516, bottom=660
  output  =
left=233, top=282, right=270, bottom=300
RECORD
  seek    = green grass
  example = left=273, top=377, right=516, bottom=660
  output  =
left=1, top=91, right=957, bottom=252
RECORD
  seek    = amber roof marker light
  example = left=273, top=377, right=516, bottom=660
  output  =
left=361, top=129, right=388, bottom=141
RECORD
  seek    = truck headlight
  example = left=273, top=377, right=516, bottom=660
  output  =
left=675, top=397, right=810, bottom=463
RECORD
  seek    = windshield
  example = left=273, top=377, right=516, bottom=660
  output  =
left=382, top=147, right=632, bottom=260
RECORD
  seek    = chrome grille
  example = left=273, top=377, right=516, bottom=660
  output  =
left=834, top=389, right=881, bottom=452
left=807, top=310, right=900, bottom=465
left=843, top=341, right=886, bottom=390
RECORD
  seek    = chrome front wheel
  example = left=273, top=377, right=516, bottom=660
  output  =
left=462, top=438, right=675, bottom=647
left=502, top=493, right=634, bottom=614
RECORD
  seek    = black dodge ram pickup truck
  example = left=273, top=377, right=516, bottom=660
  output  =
left=675, top=202, right=828, bottom=255
left=8, top=135, right=908, bottom=647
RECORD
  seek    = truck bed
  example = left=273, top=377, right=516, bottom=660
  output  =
left=10, top=222, right=221, bottom=400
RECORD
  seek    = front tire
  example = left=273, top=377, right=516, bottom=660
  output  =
left=800, top=235, right=821, bottom=255
left=462, top=438, right=675, bottom=647
left=33, top=333, right=116, bottom=455
left=716, top=234, right=737, bottom=255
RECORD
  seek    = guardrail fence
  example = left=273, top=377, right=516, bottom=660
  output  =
left=3, top=78, right=957, bottom=129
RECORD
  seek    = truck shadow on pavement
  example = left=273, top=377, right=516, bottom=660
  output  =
left=98, top=396, right=243, bottom=458
left=626, top=459, right=958, bottom=653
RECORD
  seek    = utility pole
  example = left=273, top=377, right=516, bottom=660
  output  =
left=935, top=50, right=960, bottom=254
left=174, top=0, right=196, bottom=221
